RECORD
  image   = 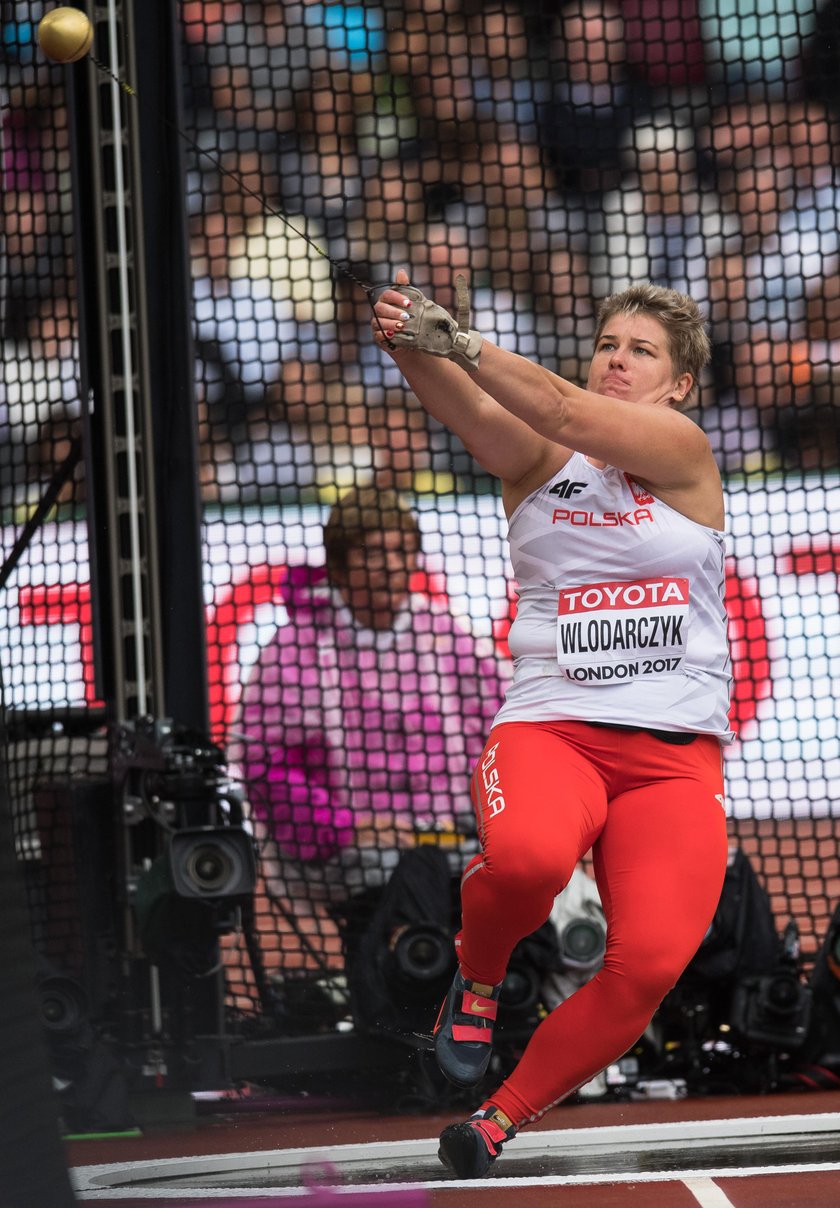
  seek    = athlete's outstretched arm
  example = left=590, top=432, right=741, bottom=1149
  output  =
left=373, top=271, right=720, bottom=522
left=470, top=341, right=713, bottom=493
left=373, top=272, right=562, bottom=487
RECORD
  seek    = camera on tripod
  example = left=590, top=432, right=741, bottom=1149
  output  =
left=558, top=915, right=606, bottom=974
left=169, top=826, right=256, bottom=901
left=541, top=868, right=607, bottom=1012
left=115, top=719, right=257, bottom=968
left=386, top=922, right=455, bottom=1003
left=730, top=969, right=812, bottom=1049
left=34, top=954, right=89, bottom=1046
left=729, top=920, right=812, bottom=1051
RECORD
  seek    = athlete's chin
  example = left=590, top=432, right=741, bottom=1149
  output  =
left=596, top=384, right=633, bottom=400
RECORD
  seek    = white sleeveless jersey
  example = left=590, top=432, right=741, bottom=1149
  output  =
left=494, top=451, right=734, bottom=742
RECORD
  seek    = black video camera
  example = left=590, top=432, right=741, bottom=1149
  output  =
left=728, top=919, right=812, bottom=1051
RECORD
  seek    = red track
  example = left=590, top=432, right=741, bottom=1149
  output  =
left=66, top=1090, right=840, bottom=1206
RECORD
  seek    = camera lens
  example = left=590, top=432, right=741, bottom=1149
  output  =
left=391, top=924, right=452, bottom=983
left=560, top=918, right=606, bottom=972
left=763, top=973, right=801, bottom=1016
left=404, top=936, right=441, bottom=974
left=168, top=828, right=256, bottom=900
left=185, top=843, right=235, bottom=893
left=37, top=978, right=86, bottom=1034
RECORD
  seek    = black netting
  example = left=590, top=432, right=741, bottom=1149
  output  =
left=1, top=0, right=104, bottom=957
left=180, top=0, right=840, bottom=1020
left=1, top=0, right=839, bottom=1103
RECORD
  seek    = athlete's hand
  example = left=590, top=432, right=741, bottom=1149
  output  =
left=371, top=267, right=423, bottom=353
left=371, top=268, right=483, bottom=371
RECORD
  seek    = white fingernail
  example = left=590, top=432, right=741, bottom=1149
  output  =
left=400, top=311, right=410, bottom=321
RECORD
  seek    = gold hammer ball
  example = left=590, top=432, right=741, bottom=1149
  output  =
left=38, top=7, right=94, bottom=63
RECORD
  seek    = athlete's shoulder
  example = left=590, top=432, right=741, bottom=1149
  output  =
left=503, top=448, right=580, bottom=519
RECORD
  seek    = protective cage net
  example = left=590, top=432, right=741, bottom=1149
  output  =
left=185, top=0, right=840, bottom=1036
left=0, top=0, right=838, bottom=1097
left=0, top=0, right=108, bottom=1021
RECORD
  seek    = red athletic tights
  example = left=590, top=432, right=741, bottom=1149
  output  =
left=458, top=719, right=728, bottom=1127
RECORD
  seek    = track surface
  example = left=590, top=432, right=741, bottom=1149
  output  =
left=67, top=1091, right=840, bottom=1205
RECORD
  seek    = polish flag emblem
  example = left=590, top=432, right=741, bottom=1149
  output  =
left=624, top=474, right=654, bottom=505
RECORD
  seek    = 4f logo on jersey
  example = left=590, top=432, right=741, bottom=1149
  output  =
left=549, top=479, right=587, bottom=499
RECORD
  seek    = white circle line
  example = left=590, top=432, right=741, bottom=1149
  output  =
left=71, top=1161, right=840, bottom=1199
left=68, top=1111, right=840, bottom=1198
left=71, top=1111, right=840, bottom=1191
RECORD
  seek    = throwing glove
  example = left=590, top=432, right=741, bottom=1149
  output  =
left=387, top=275, right=483, bottom=370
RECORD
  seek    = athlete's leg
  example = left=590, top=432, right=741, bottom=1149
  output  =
left=456, top=721, right=609, bottom=986
left=434, top=722, right=609, bottom=1089
left=485, top=735, right=728, bottom=1126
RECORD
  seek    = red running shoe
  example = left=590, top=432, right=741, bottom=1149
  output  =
left=438, top=1105, right=517, bottom=1179
left=432, top=970, right=502, bottom=1087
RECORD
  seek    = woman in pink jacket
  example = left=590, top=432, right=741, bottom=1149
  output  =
left=239, top=485, right=508, bottom=899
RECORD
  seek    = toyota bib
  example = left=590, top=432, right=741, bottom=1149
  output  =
left=556, top=577, right=689, bottom=683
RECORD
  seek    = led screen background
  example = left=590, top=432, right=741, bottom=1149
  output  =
left=2, top=476, right=837, bottom=821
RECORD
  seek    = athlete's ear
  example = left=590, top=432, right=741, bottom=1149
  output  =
left=672, top=373, right=693, bottom=406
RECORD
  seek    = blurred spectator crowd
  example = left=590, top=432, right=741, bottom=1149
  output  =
left=3, top=0, right=840, bottom=507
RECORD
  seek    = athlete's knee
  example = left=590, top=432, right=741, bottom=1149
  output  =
left=482, top=842, right=575, bottom=901
left=605, top=943, right=693, bottom=1014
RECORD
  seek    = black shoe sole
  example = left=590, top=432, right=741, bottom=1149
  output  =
left=437, top=1123, right=496, bottom=1179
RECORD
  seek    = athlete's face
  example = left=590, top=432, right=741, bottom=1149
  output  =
left=334, top=527, right=418, bottom=630
left=587, top=312, right=692, bottom=408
